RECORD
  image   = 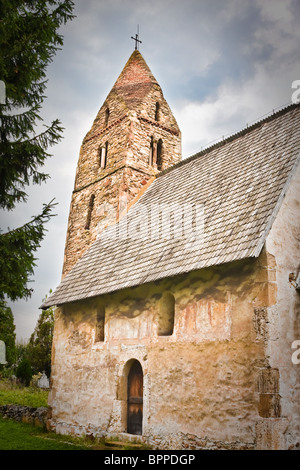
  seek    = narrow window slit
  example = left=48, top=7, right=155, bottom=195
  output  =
left=155, top=102, right=160, bottom=121
left=100, top=142, right=109, bottom=169
left=105, top=107, right=110, bottom=126
left=149, top=136, right=154, bottom=166
left=95, top=306, right=105, bottom=342
left=157, top=139, right=163, bottom=170
left=85, top=194, right=95, bottom=230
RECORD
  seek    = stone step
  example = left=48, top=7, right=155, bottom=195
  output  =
left=105, top=439, right=145, bottom=449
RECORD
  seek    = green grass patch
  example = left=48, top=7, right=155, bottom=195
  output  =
left=0, top=416, right=92, bottom=450
left=0, top=417, right=146, bottom=450
left=0, top=380, right=48, bottom=408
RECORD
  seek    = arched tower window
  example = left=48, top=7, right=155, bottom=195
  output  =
left=157, top=292, right=175, bottom=336
left=105, top=107, right=110, bottom=127
left=157, top=139, right=163, bottom=171
left=85, top=194, right=95, bottom=230
left=155, top=102, right=160, bottom=121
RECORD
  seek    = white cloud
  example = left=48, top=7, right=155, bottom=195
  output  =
left=176, top=59, right=297, bottom=158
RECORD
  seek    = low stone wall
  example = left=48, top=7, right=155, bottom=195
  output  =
left=0, top=404, right=49, bottom=428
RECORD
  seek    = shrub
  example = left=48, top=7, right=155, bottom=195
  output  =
left=16, top=358, right=32, bottom=386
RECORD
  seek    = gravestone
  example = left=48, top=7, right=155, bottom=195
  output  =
left=0, top=341, right=7, bottom=365
left=0, top=80, right=6, bottom=104
left=37, top=371, right=49, bottom=389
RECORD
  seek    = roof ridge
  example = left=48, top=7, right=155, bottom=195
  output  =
left=159, top=101, right=300, bottom=177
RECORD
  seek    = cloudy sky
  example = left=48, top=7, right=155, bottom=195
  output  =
left=2, top=0, right=300, bottom=341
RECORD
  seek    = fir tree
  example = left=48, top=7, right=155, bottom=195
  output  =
left=16, top=356, right=32, bottom=386
left=0, top=0, right=75, bottom=301
left=27, top=292, right=54, bottom=376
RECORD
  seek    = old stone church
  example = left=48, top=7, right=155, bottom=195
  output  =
left=42, top=49, right=300, bottom=450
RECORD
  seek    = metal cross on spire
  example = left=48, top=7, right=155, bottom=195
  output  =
left=131, top=25, right=142, bottom=50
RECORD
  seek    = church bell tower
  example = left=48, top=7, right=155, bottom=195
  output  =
left=62, top=49, right=182, bottom=278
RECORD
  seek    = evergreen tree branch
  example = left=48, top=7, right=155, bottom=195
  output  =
left=0, top=0, right=75, bottom=301
left=0, top=200, right=57, bottom=302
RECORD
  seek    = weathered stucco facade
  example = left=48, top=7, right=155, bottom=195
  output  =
left=49, top=257, right=265, bottom=449
left=45, top=49, right=300, bottom=450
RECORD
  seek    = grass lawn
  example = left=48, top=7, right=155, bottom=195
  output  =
left=0, top=380, right=94, bottom=450
left=0, top=416, right=93, bottom=450
left=0, top=384, right=48, bottom=408
left=0, top=416, right=148, bottom=451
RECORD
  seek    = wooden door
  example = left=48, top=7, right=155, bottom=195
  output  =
left=127, top=361, right=143, bottom=435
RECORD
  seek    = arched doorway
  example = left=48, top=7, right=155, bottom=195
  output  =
left=127, top=360, right=143, bottom=435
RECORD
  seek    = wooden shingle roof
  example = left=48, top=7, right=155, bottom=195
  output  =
left=41, top=103, right=300, bottom=308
